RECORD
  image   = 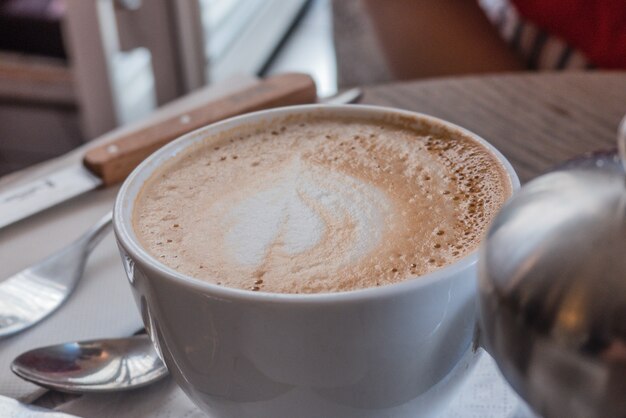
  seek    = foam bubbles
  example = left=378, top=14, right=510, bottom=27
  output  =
left=225, top=185, right=305, bottom=266
left=133, top=115, right=512, bottom=293
left=207, top=157, right=391, bottom=273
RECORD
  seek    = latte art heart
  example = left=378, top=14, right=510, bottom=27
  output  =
left=216, top=158, right=391, bottom=270
left=134, top=115, right=512, bottom=293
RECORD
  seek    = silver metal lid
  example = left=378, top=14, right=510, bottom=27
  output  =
left=478, top=117, right=626, bottom=418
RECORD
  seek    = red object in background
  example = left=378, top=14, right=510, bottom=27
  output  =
left=512, top=0, right=626, bottom=69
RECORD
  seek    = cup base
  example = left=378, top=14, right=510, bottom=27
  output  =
left=184, top=347, right=483, bottom=418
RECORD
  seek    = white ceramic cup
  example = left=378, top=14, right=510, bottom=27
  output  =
left=113, top=105, right=520, bottom=418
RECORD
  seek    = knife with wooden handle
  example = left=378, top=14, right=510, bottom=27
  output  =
left=0, top=73, right=317, bottom=229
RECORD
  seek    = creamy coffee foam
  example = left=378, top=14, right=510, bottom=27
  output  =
left=216, top=158, right=390, bottom=269
left=133, top=114, right=512, bottom=293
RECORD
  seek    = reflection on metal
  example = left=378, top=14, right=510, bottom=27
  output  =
left=0, top=212, right=112, bottom=338
left=0, top=165, right=102, bottom=230
left=480, top=165, right=626, bottom=418
left=11, top=335, right=167, bottom=393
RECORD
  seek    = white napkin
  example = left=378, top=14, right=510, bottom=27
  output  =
left=447, top=355, right=537, bottom=418
left=0, top=75, right=257, bottom=402
left=57, top=353, right=537, bottom=417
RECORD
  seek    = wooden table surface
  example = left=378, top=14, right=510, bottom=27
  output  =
left=361, top=72, right=626, bottom=183
left=25, top=71, right=626, bottom=414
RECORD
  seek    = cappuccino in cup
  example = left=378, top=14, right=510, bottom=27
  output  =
left=116, top=106, right=520, bottom=417
left=133, top=113, right=512, bottom=294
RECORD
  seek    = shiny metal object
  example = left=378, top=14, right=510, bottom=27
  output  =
left=478, top=117, right=626, bottom=418
left=0, top=212, right=112, bottom=338
left=321, top=88, right=362, bottom=105
left=11, top=335, right=167, bottom=393
left=0, top=165, right=103, bottom=230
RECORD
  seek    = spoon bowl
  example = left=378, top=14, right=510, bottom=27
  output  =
left=11, top=335, right=168, bottom=393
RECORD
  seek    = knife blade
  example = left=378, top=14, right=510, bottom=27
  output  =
left=0, top=394, right=82, bottom=417
left=0, top=73, right=317, bottom=229
left=0, top=165, right=101, bottom=229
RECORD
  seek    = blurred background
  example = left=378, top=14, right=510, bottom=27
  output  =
left=1, top=0, right=620, bottom=177
left=1, top=0, right=385, bottom=176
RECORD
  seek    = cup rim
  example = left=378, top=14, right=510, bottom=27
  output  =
left=114, top=104, right=520, bottom=305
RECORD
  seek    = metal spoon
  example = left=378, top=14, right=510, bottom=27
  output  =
left=0, top=212, right=112, bottom=338
left=11, top=334, right=167, bottom=393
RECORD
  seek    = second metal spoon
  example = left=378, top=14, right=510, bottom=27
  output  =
left=11, top=335, right=167, bottom=393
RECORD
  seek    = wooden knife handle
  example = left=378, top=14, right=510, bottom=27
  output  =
left=83, top=73, right=317, bottom=186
